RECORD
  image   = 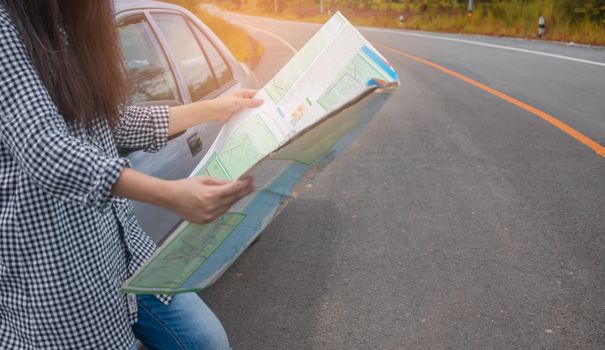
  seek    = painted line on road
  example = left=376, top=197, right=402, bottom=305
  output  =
left=230, top=19, right=605, bottom=159
left=213, top=6, right=604, bottom=67
left=202, top=6, right=297, bottom=53
left=364, top=28, right=605, bottom=68
left=374, top=43, right=605, bottom=159
left=241, top=24, right=298, bottom=54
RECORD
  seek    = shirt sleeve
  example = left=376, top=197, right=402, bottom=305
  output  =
left=0, top=10, right=128, bottom=211
left=113, top=104, right=170, bottom=153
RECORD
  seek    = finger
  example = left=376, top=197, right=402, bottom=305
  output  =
left=249, top=97, right=263, bottom=107
left=210, top=186, right=253, bottom=216
left=238, top=175, right=255, bottom=183
left=208, top=183, right=254, bottom=211
left=237, top=89, right=258, bottom=99
left=198, top=176, right=229, bottom=186
left=206, top=176, right=252, bottom=192
left=236, top=97, right=263, bottom=109
left=208, top=205, right=231, bottom=221
left=207, top=199, right=237, bottom=218
left=217, top=181, right=254, bottom=202
left=217, top=184, right=255, bottom=207
left=210, top=178, right=253, bottom=198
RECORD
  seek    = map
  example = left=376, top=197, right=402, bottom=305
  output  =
left=264, top=14, right=346, bottom=104
left=126, top=213, right=245, bottom=292
left=202, top=114, right=280, bottom=180
left=122, top=12, right=400, bottom=294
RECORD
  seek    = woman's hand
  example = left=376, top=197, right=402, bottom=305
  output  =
left=162, top=176, right=255, bottom=224
left=112, top=168, right=254, bottom=225
left=168, top=89, right=263, bottom=136
left=211, top=89, right=263, bottom=122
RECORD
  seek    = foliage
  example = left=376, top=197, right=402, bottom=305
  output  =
left=162, top=0, right=264, bottom=67
left=215, top=0, right=605, bottom=45
left=557, top=0, right=605, bottom=24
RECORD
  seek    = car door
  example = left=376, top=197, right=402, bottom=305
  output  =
left=149, top=12, right=229, bottom=162
left=150, top=11, right=246, bottom=151
left=118, top=10, right=246, bottom=243
left=184, top=16, right=239, bottom=143
left=116, top=12, right=211, bottom=241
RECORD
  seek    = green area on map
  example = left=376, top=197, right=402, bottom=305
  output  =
left=264, top=15, right=345, bottom=104
left=196, top=114, right=280, bottom=180
left=214, top=114, right=280, bottom=179
left=126, top=213, right=245, bottom=290
left=203, top=153, right=229, bottom=180
left=317, top=53, right=389, bottom=111
left=272, top=106, right=361, bottom=165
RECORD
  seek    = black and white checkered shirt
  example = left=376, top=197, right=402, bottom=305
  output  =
left=1, top=8, right=171, bottom=349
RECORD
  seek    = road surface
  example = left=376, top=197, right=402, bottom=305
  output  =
left=200, top=8, right=605, bottom=350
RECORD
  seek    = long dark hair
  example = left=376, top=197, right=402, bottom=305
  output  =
left=0, top=0, right=127, bottom=126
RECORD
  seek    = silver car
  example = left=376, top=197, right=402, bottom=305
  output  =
left=114, top=0, right=259, bottom=244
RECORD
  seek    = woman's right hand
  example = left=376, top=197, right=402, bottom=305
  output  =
left=162, top=176, right=255, bottom=225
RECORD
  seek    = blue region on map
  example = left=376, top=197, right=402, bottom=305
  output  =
left=180, top=162, right=308, bottom=290
left=178, top=91, right=394, bottom=291
left=362, top=45, right=399, bottom=81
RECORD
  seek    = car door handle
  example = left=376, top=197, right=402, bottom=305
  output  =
left=168, top=130, right=185, bottom=141
left=187, top=134, right=203, bottom=157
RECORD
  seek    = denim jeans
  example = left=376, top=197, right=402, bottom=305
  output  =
left=129, top=292, right=230, bottom=350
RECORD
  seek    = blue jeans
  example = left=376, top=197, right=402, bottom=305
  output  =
left=130, top=293, right=230, bottom=350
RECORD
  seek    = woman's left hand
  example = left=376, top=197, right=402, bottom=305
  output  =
left=212, top=89, right=263, bottom=122
left=168, top=89, right=264, bottom=136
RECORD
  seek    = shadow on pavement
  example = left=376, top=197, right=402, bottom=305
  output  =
left=201, top=199, right=343, bottom=349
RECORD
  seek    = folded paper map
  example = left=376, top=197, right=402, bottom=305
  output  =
left=122, top=12, right=400, bottom=294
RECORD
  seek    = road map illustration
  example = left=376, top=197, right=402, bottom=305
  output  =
left=122, top=12, right=400, bottom=294
left=203, top=114, right=280, bottom=180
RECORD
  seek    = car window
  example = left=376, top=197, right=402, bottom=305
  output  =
left=118, top=16, right=180, bottom=104
left=190, top=24, right=234, bottom=88
left=153, top=14, right=217, bottom=101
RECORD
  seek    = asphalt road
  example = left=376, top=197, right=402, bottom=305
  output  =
left=200, top=8, right=605, bottom=350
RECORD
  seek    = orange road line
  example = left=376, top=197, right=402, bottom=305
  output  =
left=373, top=42, right=605, bottom=159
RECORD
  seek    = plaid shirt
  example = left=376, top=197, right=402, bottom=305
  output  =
left=0, top=8, right=171, bottom=349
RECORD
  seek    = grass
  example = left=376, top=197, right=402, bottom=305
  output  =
left=217, top=0, right=605, bottom=46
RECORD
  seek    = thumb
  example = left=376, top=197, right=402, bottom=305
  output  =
left=237, top=97, right=263, bottom=109
left=198, top=176, right=229, bottom=186
left=209, top=178, right=251, bottom=197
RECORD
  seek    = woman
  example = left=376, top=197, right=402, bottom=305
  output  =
left=0, top=1, right=258, bottom=349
